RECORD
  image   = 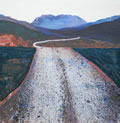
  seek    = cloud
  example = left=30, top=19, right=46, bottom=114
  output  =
left=0, top=0, right=120, bottom=22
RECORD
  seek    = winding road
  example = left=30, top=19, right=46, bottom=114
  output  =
left=33, top=37, right=80, bottom=48
left=0, top=38, right=120, bottom=123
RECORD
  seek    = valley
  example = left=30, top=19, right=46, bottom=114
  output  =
left=0, top=14, right=120, bottom=123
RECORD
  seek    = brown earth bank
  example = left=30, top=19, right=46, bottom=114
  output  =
left=0, top=34, right=32, bottom=47
left=1, top=34, right=120, bottom=48
left=37, top=39, right=120, bottom=48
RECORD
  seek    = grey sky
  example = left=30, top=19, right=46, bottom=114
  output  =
left=0, top=0, right=120, bottom=22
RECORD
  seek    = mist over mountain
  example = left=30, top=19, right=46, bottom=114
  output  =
left=32, top=14, right=87, bottom=29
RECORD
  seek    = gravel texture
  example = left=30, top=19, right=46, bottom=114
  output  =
left=0, top=47, right=120, bottom=123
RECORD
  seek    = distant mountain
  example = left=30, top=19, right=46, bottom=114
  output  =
left=58, top=15, right=120, bottom=30
left=50, top=16, right=120, bottom=43
left=89, top=15, right=120, bottom=25
left=32, top=14, right=87, bottom=29
left=81, top=15, right=120, bottom=29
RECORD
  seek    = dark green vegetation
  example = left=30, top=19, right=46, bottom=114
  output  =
left=77, top=19, right=120, bottom=44
left=0, top=20, right=58, bottom=45
left=51, top=19, right=120, bottom=44
left=0, top=47, right=36, bottom=100
left=74, top=48, right=120, bottom=87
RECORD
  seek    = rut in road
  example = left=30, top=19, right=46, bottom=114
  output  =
left=54, top=49, right=78, bottom=123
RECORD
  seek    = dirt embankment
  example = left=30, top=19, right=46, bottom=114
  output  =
left=37, top=39, right=120, bottom=48
left=0, top=34, right=32, bottom=47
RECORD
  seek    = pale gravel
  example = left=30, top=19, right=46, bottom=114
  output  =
left=0, top=47, right=120, bottom=123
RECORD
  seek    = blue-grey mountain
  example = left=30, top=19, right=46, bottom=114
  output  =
left=32, top=14, right=87, bottom=29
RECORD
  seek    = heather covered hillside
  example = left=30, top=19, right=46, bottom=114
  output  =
left=77, top=19, right=120, bottom=43
left=0, top=20, right=59, bottom=46
left=50, top=16, right=120, bottom=43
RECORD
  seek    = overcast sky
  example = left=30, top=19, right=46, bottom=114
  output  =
left=0, top=0, right=120, bottom=23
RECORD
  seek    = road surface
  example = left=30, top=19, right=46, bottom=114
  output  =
left=0, top=38, right=120, bottom=123
left=33, top=37, right=80, bottom=48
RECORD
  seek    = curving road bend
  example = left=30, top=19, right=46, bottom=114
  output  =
left=33, top=37, right=80, bottom=48
left=0, top=38, right=120, bottom=123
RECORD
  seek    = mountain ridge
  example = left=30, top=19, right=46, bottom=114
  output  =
left=32, top=14, right=87, bottom=29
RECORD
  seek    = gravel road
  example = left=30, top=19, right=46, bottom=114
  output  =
left=0, top=47, right=120, bottom=123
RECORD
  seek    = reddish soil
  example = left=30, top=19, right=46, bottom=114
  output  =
left=0, top=34, right=31, bottom=47
left=38, top=39, right=120, bottom=48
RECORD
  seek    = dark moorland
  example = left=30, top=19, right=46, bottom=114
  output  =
left=37, top=37, right=120, bottom=48
left=0, top=20, right=58, bottom=46
left=50, top=19, right=120, bottom=44
left=74, top=48, right=120, bottom=87
left=0, top=47, right=36, bottom=100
